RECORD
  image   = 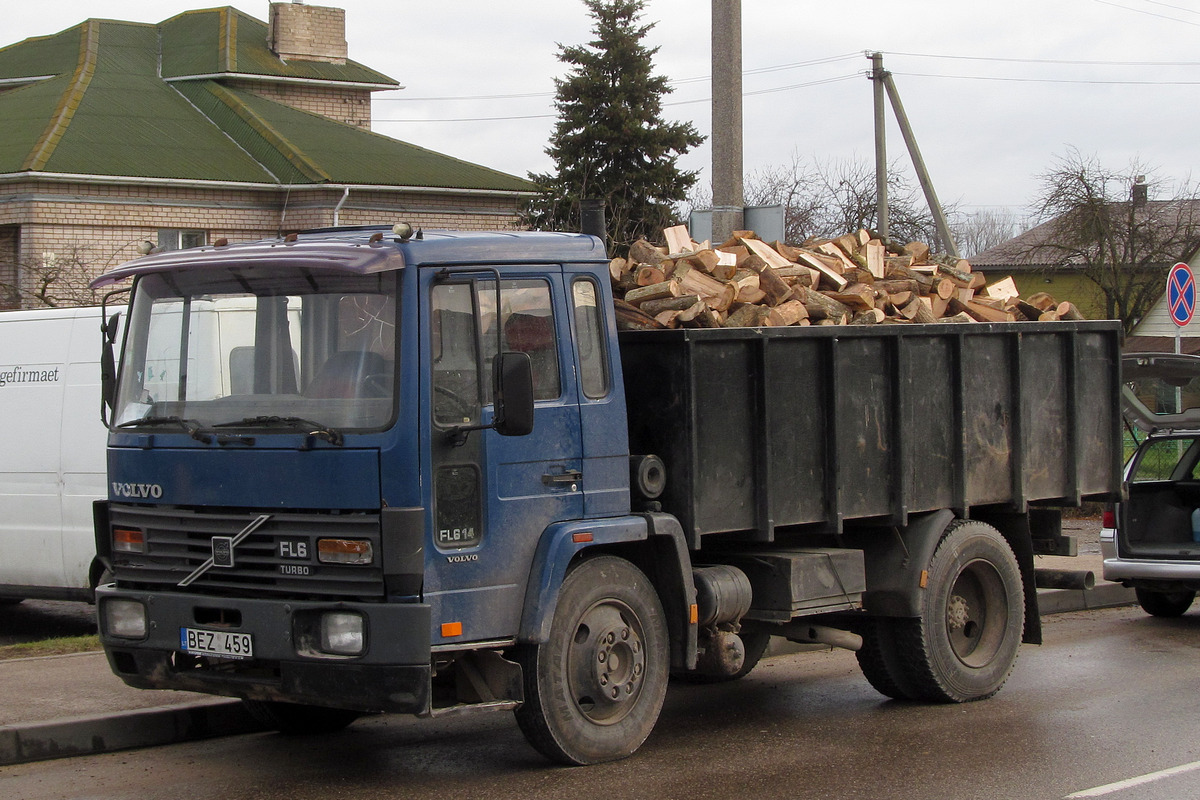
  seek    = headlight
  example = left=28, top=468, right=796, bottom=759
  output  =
left=104, top=598, right=147, bottom=639
left=320, top=611, right=365, bottom=655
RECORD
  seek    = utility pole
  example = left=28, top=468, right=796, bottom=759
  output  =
left=868, top=52, right=959, bottom=259
left=870, top=52, right=889, bottom=244
left=711, top=0, right=743, bottom=243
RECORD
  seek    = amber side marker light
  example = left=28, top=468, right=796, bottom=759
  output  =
left=441, top=622, right=463, bottom=638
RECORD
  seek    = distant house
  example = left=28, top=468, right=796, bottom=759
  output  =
left=0, top=3, right=536, bottom=309
left=970, top=186, right=1200, bottom=349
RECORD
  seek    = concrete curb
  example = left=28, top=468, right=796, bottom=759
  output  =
left=0, top=584, right=1137, bottom=768
left=0, top=699, right=264, bottom=766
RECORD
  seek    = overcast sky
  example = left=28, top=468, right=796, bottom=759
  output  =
left=8, top=1, right=1200, bottom=220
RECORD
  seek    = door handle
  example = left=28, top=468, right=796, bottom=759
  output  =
left=542, top=469, right=582, bottom=491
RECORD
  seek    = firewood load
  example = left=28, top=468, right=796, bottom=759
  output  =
left=610, top=225, right=1088, bottom=331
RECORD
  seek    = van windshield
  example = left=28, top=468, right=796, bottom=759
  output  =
left=113, top=267, right=397, bottom=433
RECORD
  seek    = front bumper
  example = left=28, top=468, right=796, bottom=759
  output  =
left=96, top=584, right=432, bottom=714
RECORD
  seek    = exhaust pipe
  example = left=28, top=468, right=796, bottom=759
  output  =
left=1034, top=568, right=1095, bottom=591
left=781, top=623, right=862, bottom=652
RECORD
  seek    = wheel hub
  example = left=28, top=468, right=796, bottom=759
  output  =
left=569, top=602, right=646, bottom=724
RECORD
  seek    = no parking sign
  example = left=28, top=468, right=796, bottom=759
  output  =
left=1168, top=262, right=1195, bottom=328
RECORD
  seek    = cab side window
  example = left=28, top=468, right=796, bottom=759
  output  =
left=572, top=278, right=609, bottom=399
left=482, top=280, right=560, bottom=402
left=431, top=283, right=481, bottom=426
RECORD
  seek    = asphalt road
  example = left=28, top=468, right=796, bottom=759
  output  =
left=0, top=600, right=96, bottom=647
left=4, top=604, right=1200, bottom=800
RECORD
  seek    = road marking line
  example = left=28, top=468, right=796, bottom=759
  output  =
left=1066, top=760, right=1200, bottom=798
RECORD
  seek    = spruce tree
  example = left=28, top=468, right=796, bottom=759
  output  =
left=525, top=0, right=704, bottom=255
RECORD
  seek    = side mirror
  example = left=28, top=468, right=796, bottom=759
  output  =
left=100, top=311, right=120, bottom=424
left=493, top=351, right=534, bottom=437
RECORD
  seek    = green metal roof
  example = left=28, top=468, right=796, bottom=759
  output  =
left=0, top=9, right=534, bottom=193
left=158, top=7, right=398, bottom=87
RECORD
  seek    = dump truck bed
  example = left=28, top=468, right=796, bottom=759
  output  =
left=619, top=320, right=1122, bottom=544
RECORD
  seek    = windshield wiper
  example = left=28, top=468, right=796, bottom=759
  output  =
left=213, top=416, right=344, bottom=447
left=116, top=415, right=213, bottom=444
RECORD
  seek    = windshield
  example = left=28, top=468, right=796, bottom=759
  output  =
left=113, top=266, right=397, bottom=433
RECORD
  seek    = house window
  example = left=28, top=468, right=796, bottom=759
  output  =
left=157, top=229, right=206, bottom=251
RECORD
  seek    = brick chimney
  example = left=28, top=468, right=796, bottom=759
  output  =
left=1132, top=175, right=1149, bottom=208
left=268, top=2, right=348, bottom=65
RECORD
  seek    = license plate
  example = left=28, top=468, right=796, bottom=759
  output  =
left=180, top=627, right=253, bottom=659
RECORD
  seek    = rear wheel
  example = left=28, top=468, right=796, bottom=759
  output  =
left=888, top=520, right=1025, bottom=703
left=514, top=555, right=669, bottom=765
left=1135, top=587, right=1195, bottom=617
left=855, top=617, right=916, bottom=700
left=242, top=700, right=361, bottom=735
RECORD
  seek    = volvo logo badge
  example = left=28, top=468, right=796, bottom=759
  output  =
left=178, top=514, right=273, bottom=587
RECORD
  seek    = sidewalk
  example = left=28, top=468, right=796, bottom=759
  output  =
left=0, top=541, right=1133, bottom=768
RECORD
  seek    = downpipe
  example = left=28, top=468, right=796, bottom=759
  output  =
left=1034, top=568, right=1095, bottom=591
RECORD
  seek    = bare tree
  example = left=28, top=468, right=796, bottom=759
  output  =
left=0, top=246, right=115, bottom=309
left=688, top=153, right=949, bottom=249
left=953, top=208, right=1030, bottom=259
left=1027, top=149, right=1200, bottom=333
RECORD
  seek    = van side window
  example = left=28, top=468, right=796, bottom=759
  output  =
left=1131, top=439, right=1200, bottom=482
left=431, top=283, right=481, bottom=426
left=572, top=278, right=609, bottom=399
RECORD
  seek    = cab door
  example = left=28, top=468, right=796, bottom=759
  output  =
left=422, top=267, right=584, bottom=644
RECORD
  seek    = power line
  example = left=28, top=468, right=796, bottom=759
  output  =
left=893, top=70, right=1200, bottom=86
left=883, top=50, right=1200, bottom=68
left=1090, top=0, right=1200, bottom=26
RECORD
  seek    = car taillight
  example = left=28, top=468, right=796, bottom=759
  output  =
left=1102, top=505, right=1116, bottom=528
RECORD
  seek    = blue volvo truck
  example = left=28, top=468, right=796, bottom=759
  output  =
left=92, top=226, right=1122, bottom=764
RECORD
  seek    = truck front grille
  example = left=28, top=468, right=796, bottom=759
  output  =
left=109, top=505, right=385, bottom=599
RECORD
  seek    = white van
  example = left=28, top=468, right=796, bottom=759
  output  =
left=0, top=306, right=109, bottom=602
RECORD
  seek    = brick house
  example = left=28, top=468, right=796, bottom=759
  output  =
left=0, top=3, right=536, bottom=309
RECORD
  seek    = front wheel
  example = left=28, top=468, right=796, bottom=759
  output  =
left=888, top=520, right=1025, bottom=703
left=514, top=555, right=669, bottom=765
left=1135, top=587, right=1195, bottom=617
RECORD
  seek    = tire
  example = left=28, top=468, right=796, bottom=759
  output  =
left=514, top=555, right=669, bottom=765
left=855, top=617, right=916, bottom=701
left=1135, top=587, right=1195, bottom=617
left=242, top=700, right=361, bottom=735
left=888, top=520, right=1025, bottom=703
left=672, top=627, right=773, bottom=684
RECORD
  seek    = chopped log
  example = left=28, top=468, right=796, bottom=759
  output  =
left=625, top=280, right=682, bottom=306
left=884, top=263, right=934, bottom=291
left=985, top=276, right=1020, bottom=302
left=798, top=285, right=853, bottom=322
left=955, top=259, right=974, bottom=273
left=1056, top=301, right=1085, bottom=320
left=772, top=266, right=815, bottom=287
left=664, top=225, right=696, bottom=254
left=842, top=267, right=877, bottom=285
left=850, top=308, right=886, bottom=325
left=818, top=241, right=858, bottom=271
left=654, top=310, right=681, bottom=328
left=902, top=297, right=937, bottom=324
left=865, top=241, right=886, bottom=279
left=675, top=300, right=705, bottom=324
left=755, top=265, right=795, bottom=305
left=966, top=301, right=1016, bottom=322
left=893, top=295, right=920, bottom=320
left=1010, top=300, right=1043, bottom=322
left=930, top=294, right=950, bottom=318
left=629, top=239, right=667, bottom=266
left=792, top=250, right=849, bottom=291
left=695, top=305, right=723, bottom=328
left=704, top=283, right=738, bottom=313
left=933, top=277, right=957, bottom=301
left=774, top=299, right=810, bottom=326
left=1039, top=310, right=1061, bottom=322
left=725, top=303, right=771, bottom=328
left=740, top=237, right=793, bottom=270
left=636, top=265, right=666, bottom=286
left=614, top=299, right=664, bottom=331
left=938, top=311, right=975, bottom=324
left=737, top=286, right=768, bottom=304
left=609, top=257, right=629, bottom=283
left=885, top=290, right=913, bottom=311
left=677, top=268, right=727, bottom=300
left=834, top=233, right=862, bottom=257
left=1026, top=292, right=1058, bottom=311
left=904, top=241, right=931, bottom=264
left=874, top=278, right=920, bottom=295
left=935, top=262, right=986, bottom=290
left=828, top=283, right=877, bottom=311
left=639, top=294, right=702, bottom=316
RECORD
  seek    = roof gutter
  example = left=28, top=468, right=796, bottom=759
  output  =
left=164, top=73, right=401, bottom=91
left=0, top=171, right=537, bottom=197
